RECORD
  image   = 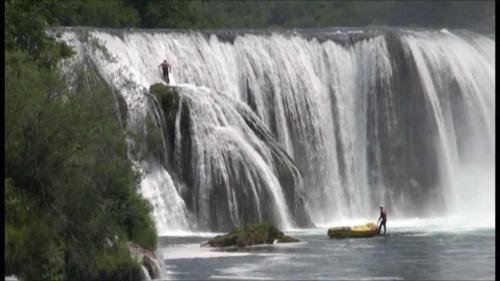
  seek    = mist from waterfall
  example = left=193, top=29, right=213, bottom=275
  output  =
left=56, top=27, right=495, bottom=233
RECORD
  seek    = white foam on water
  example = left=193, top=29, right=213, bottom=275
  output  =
left=314, top=215, right=494, bottom=234
left=211, top=260, right=275, bottom=280
left=159, top=231, right=223, bottom=237
left=161, top=243, right=275, bottom=260
left=345, top=277, right=404, bottom=281
left=315, top=218, right=378, bottom=229
left=210, top=276, right=272, bottom=280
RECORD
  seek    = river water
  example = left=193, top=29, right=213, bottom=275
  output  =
left=158, top=218, right=495, bottom=280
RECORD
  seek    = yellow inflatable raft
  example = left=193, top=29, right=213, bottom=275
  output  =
left=327, top=222, right=379, bottom=238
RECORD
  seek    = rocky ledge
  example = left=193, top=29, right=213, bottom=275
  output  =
left=128, top=242, right=161, bottom=280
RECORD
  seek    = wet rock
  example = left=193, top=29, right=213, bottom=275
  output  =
left=204, top=223, right=299, bottom=248
left=128, top=242, right=161, bottom=280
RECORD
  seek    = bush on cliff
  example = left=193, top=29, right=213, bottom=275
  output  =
left=149, top=83, right=178, bottom=114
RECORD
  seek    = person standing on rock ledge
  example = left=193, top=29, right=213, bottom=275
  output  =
left=159, top=60, right=171, bottom=84
left=377, top=205, right=387, bottom=235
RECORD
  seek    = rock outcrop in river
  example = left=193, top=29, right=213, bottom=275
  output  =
left=204, top=223, right=299, bottom=247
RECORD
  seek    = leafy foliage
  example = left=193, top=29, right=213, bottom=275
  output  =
left=5, top=47, right=157, bottom=280
left=49, top=0, right=495, bottom=33
left=55, top=0, right=140, bottom=28
left=5, top=0, right=73, bottom=68
left=5, top=1, right=157, bottom=280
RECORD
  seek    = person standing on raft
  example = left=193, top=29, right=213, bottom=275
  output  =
left=377, top=205, right=387, bottom=235
left=159, top=60, right=171, bottom=84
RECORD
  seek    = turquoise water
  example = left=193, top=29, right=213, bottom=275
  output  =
left=158, top=225, right=495, bottom=280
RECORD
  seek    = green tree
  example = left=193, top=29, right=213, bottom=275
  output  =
left=55, top=0, right=140, bottom=28
left=5, top=47, right=157, bottom=280
left=5, top=1, right=157, bottom=280
left=5, top=0, right=72, bottom=68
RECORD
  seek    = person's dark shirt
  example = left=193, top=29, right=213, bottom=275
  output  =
left=160, top=62, right=170, bottom=72
left=380, top=210, right=387, bottom=222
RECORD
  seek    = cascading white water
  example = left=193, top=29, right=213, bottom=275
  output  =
left=56, top=27, right=495, bottom=232
left=165, top=84, right=293, bottom=229
left=401, top=29, right=495, bottom=225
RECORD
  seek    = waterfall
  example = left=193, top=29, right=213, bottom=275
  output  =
left=401, top=29, right=495, bottom=224
left=55, top=27, right=495, bottom=232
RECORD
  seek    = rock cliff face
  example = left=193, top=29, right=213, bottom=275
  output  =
left=128, top=242, right=161, bottom=280
left=148, top=83, right=313, bottom=231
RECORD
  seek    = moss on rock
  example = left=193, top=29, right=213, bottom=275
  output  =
left=149, top=83, right=181, bottom=139
left=150, top=83, right=178, bottom=111
left=205, top=223, right=299, bottom=248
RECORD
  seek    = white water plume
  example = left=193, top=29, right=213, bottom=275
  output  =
left=401, top=30, right=495, bottom=224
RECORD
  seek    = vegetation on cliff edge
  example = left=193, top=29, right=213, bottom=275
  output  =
left=52, top=0, right=494, bottom=34
left=5, top=1, right=157, bottom=280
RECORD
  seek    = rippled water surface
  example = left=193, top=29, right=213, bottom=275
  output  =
left=158, top=222, right=494, bottom=280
